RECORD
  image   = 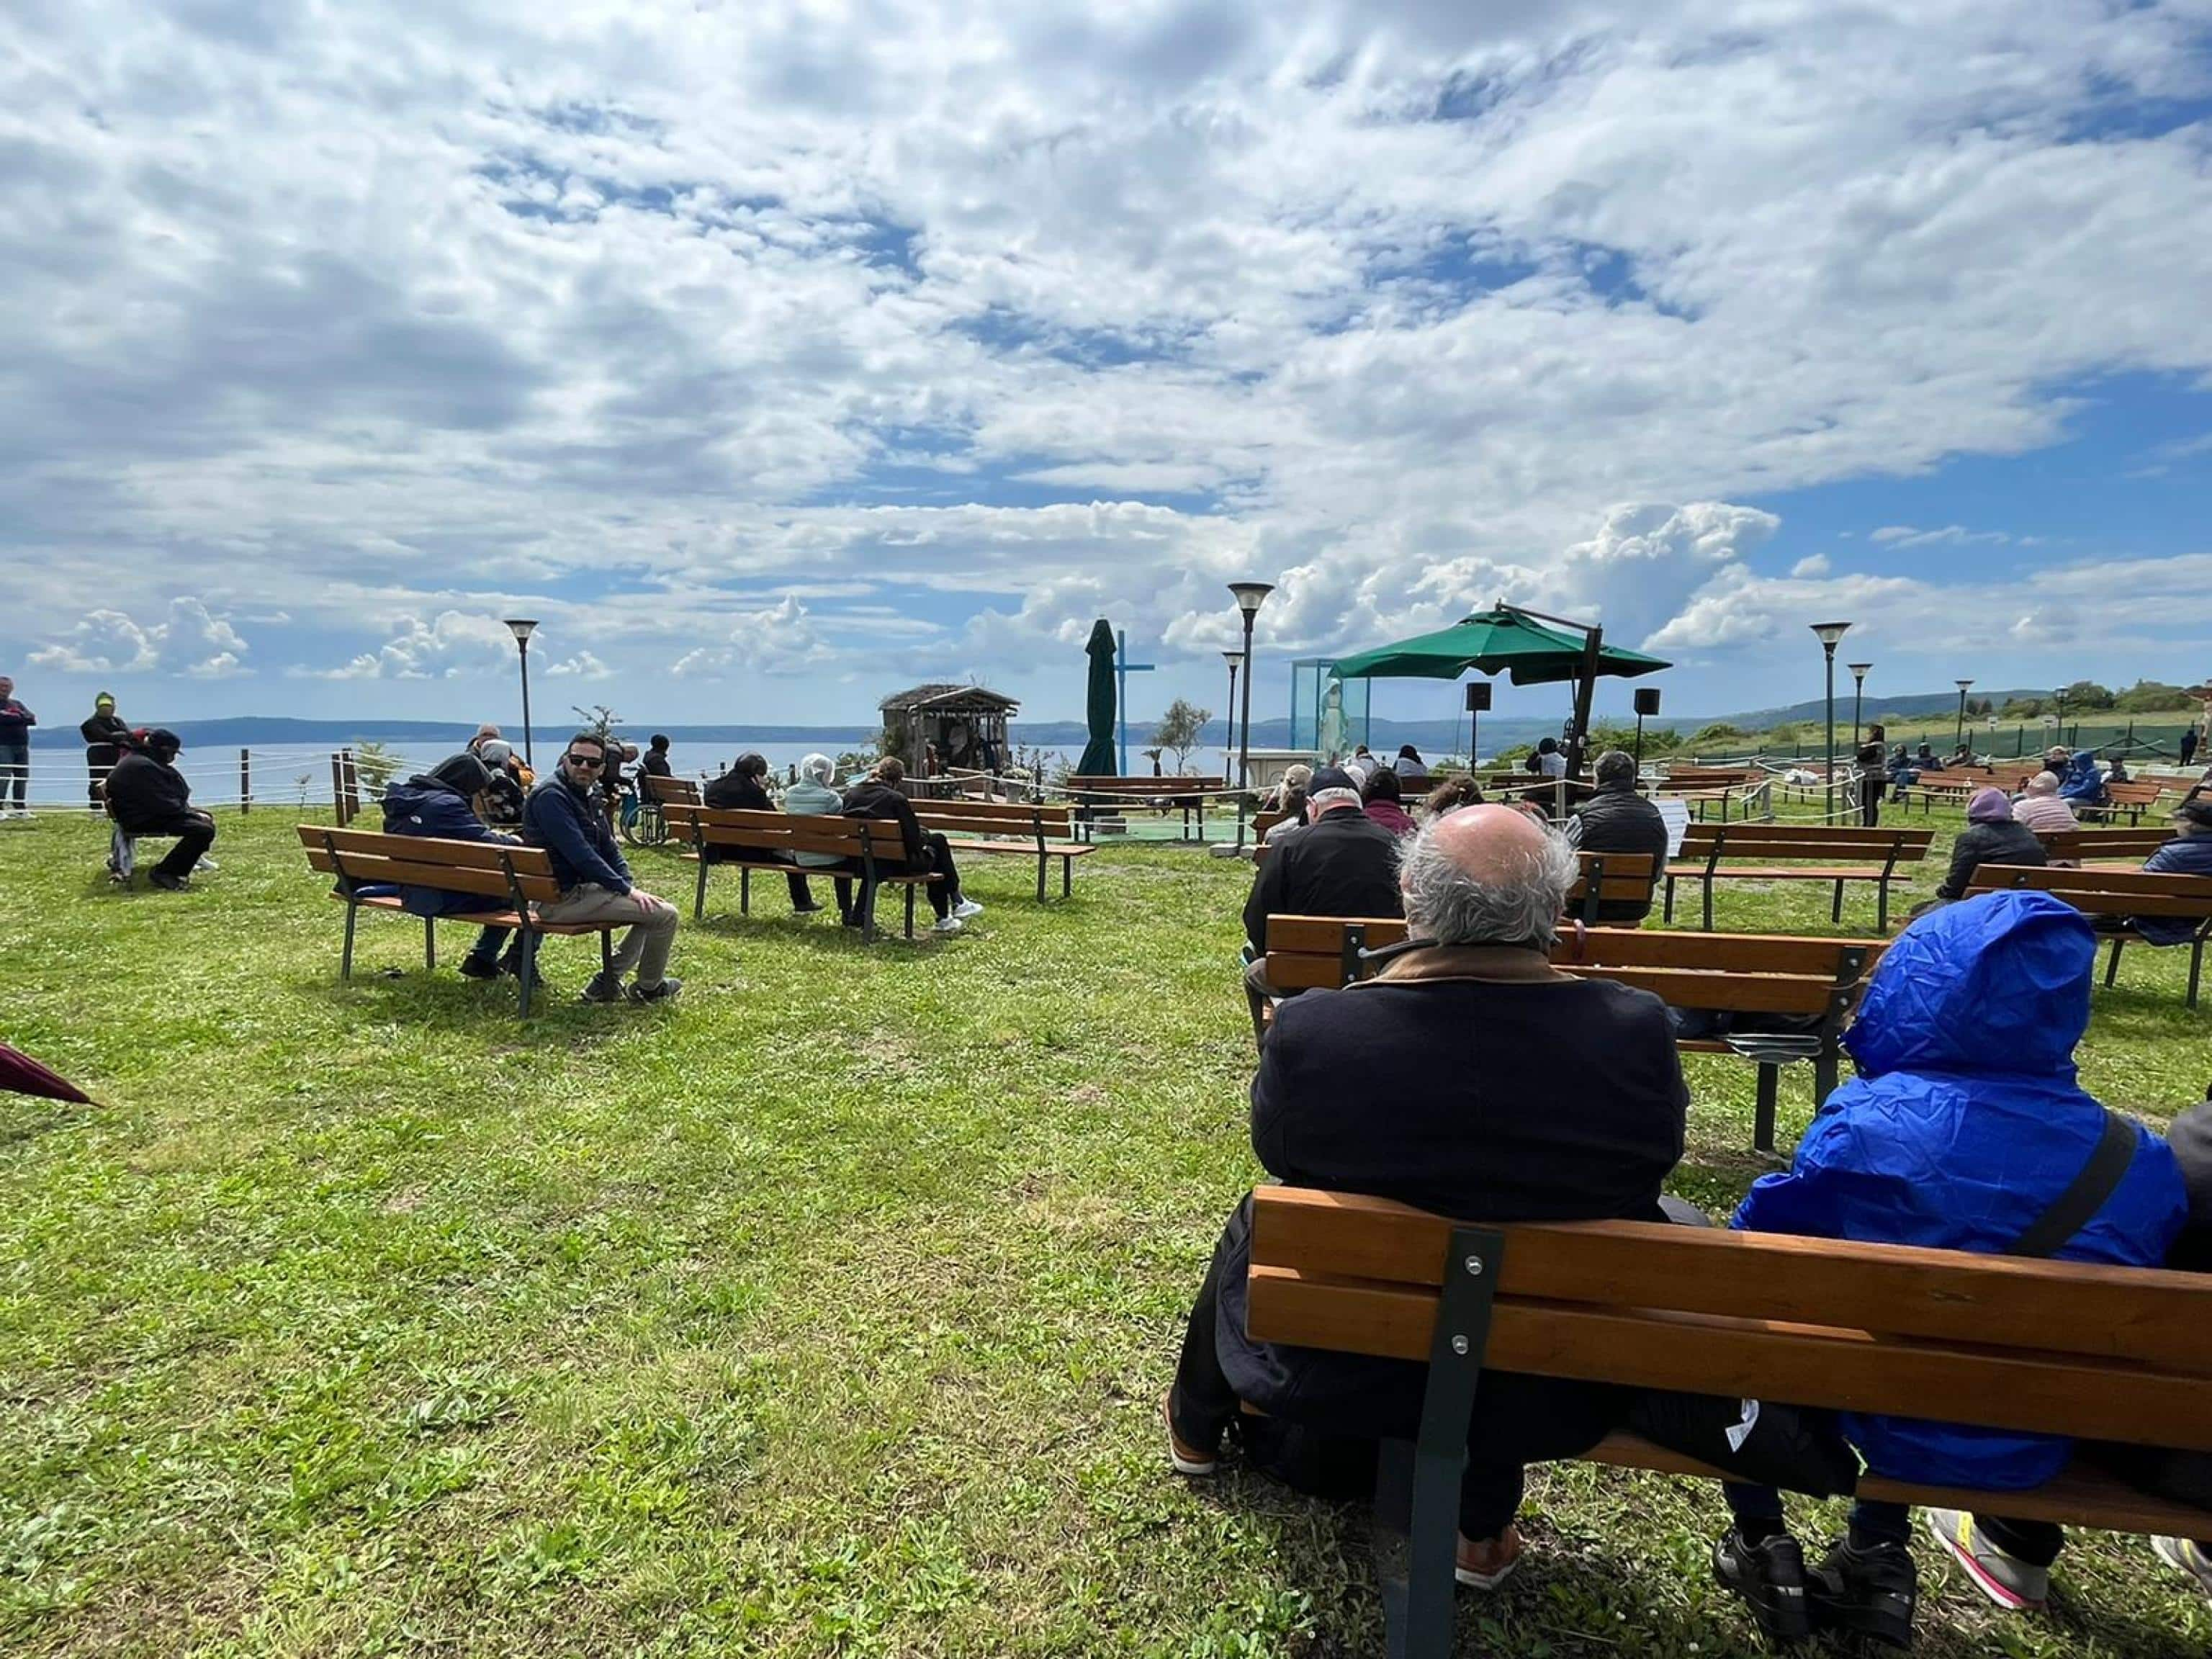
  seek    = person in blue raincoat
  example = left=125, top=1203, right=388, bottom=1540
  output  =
left=2057, top=748, right=2107, bottom=806
left=1709, top=892, right=2185, bottom=1647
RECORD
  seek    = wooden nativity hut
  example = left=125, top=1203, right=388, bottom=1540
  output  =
left=878, top=683, right=1020, bottom=779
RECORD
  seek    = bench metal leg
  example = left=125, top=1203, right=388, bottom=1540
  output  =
left=1754, top=1064, right=1779, bottom=1154
left=694, top=855, right=709, bottom=920
left=905, top=884, right=917, bottom=940
left=1877, top=878, right=1891, bottom=933
left=2190, top=936, right=2206, bottom=1011
left=1036, top=853, right=1047, bottom=904
left=1813, top=1045, right=1839, bottom=1107
left=1663, top=875, right=1676, bottom=925
left=1830, top=879, right=1844, bottom=927
left=860, top=881, right=878, bottom=945
left=601, top=930, right=613, bottom=976
left=2105, top=938, right=2123, bottom=989
left=739, top=866, right=751, bottom=916
left=425, top=917, right=436, bottom=971
left=341, top=902, right=359, bottom=979
left=518, top=932, right=536, bottom=1017
left=1375, top=1226, right=1503, bottom=1659
left=1062, top=855, right=1072, bottom=899
left=1702, top=876, right=1715, bottom=932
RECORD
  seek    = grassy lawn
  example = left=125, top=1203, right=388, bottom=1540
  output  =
left=2, top=806, right=2208, bottom=1658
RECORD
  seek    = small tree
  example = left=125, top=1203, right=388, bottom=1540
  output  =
left=1152, top=698, right=1213, bottom=775
left=351, top=740, right=403, bottom=796
left=571, top=704, right=623, bottom=747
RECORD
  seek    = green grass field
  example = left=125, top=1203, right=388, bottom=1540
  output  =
left=2, top=806, right=2208, bottom=1658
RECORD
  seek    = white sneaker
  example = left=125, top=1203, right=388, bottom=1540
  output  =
left=195, top=855, right=220, bottom=872
left=932, top=914, right=964, bottom=935
left=952, top=898, right=984, bottom=920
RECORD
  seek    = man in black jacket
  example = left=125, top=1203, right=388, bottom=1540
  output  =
left=1242, top=766, right=1403, bottom=957
left=842, top=757, right=980, bottom=934
left=1172, top=806, right=1688, bottom=1589
left=104, top=729, right=217, bottom=890
left=80, top=693, right=133, bottom=812
left=1565, top=750, right=1671, bottom=923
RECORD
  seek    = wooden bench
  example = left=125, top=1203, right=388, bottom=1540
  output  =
left=1965, top=863, right=2212, bottom=1007
left=662, top=804, right=938, bottom=943
left=297, top=825, right=621, bottom=1015
left=2036, top=827, right=2175, bottom=864
left=1665, top=823, right=1934, bottom=931
left=911, top=799, right=1093, bottom=901
left=642, top=774, right=701, bottom=806
left=2087, top=778, right=2170, bottom=826
left=1254, top=916, right=1879, bottom=1148
left=1244, top=1186, right=2212, bottom=1658
left=1065, top=775, right=1225, bottom=839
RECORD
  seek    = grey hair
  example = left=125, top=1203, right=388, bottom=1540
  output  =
left=1398, top=816, right=1578, bottom=948
left=800, top=752, right=835, bottom=785
left=1309, top=786, right=1362, bottom=811
left=1282, top=763, right=1313, bottom=791
left=1594, top=750, right=1637, bottom=788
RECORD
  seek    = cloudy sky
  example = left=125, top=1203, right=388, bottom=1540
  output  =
left=4, top=0, right=2211, bottom=732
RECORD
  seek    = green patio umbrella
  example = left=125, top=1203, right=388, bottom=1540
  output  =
left=1075, top=619, right=1118, bottom=777
left=1330, top=603, right=1669, bottom=775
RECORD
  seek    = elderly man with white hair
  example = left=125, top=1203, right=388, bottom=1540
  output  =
left=1173, top=805, right=1688, bottom=1590
left=1241, top=765, right=1402, bottom=957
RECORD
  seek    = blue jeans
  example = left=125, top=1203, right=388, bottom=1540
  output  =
left=0, top=739, right=26, bottom=810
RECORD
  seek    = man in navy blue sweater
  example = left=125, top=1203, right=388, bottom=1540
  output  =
left=523, top=732, right=682, bottom=1003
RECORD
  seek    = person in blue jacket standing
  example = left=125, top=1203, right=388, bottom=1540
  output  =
left=1711, top=891, right=2185, bottom=1647
left=379, top=752, right=530, bottom=984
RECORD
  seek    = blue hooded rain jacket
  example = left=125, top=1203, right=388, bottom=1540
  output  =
left=2058, top=750, right=2107, bottom=805
left=1732, top=891, right=2185, bottom=1489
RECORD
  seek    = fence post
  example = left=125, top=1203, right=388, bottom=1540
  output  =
left=343, top=749, right=359, bottom=823
left=239, top=747, right=251, bottom=815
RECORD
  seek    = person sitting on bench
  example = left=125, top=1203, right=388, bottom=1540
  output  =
left=1928, top=788, right=2046, bottom=906
left=1360, top=764, right=1416, bottom=837
left=1241, top=766, right=1401, bottom=963
left=782, top=752, right=853, bottom=919
left=706, top=752, right=823, bottom=915
left=1168, top=806, right=1687, bottom=1591
left=841, top=757, right=981, bottom=935
left=1711, top=892, right=2185, bottom=1647
left=2010, top=770, right=2077, bottom=837
left=1566, top=750, right=1669, bottom=923
left=2059, top=750, right=2108, bottom=807
left=2097, top=799, right=2212, bottom=945
left=104, top=729, right=217, bottom=891
left=641, top=734, right=673, bottom=779
left=379, top=753, right=534, bottom=985
left=523, top=733, right=682, bottom=1004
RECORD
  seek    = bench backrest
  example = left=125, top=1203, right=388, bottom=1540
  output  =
left=1677, top=823, right=1935, bottom=864
left=1965, top=863, right=2212, bottom=919
left=912, top=799, right=1076, bottom=839
left=1245, top=1187, right=2212, bottom=1452
left=2038, top=827, right=2174, bottom=862
left=1259, top=914, right=1880, bottom=1012
left=661, top=804, right=909, bottom=862
left=642, top=775, right=701, bottom=806
left=2106, top=780, right=2170, bottom=806
left=1064, top=775, right=1224, bottom=797
left=1660, top=766, right=1758, bottom=789
left=297, top=824, right=563, bottom=906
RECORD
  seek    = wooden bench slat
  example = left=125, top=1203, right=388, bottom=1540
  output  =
left=1249, top=1190, right=2212, bottom=1372
left=327, top=893, right=611, bottom=935
left=296, top=824, right=553, bottom=875
left=302, top=845, right=563, bottom=904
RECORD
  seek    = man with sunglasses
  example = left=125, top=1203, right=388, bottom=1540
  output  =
left=523, top=732, right=682, bottom=1003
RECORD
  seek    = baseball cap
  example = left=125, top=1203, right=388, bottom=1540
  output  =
left=1310, top=766, right=1359, bottom=794
left=2175, top=798, right=2212, bottom=830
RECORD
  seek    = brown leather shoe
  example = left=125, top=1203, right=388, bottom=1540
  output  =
left=1162, top=1390, right=1218, bottom=1476
left=1455, top=1525, right=1524, bottom=1590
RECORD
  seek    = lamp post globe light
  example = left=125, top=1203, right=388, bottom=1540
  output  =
left=1810, top=621, right=1851, bottom=819
left=1847, top=662, right=1872, bottom=750
left=1227, top=583, right=1274, bottom=854
left=1954, top=678, right=1975, bottom=755
left=1220, top=649, right=1243, bottom=781
left=503, top=619, right=540, bottom=768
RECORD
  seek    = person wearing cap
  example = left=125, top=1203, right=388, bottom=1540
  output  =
left=2109, top=799, right=2212, bottom=945
left=79, top=693, right=133, bottom=813
left=379, top=753, right=532, bottom=984
left=1930, top=789, right=2047, bottom=905
left=0, top=675, right=34, bottom=819
left=474, top=737, right=528, bottom=827
left=2010, top=771, right=2079, bottom=837
left=103, top=729, right=216, bottom=889
left=1241, top=765, right=1402, bottom=958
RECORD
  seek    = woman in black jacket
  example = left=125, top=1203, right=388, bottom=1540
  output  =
left=1854, top=723, right=1887, bottom=827
left=704, top=753, right=822, bottom=914
left=79, top=692, right=133, bottom=811
left=1932, top=788, right=2047, bottom=903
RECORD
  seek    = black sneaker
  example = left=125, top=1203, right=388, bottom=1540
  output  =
left=1807, top=1537, right=1917, bottom=1650
left=580, top=974, right=625, bottom=1004
left=149, top=872, right=191, bottom=892
left=459, top=955, right=502, bottom=981
left=627, top=976, right=682, bottom=1004
left=793, top=902, right=826, bottom=914
left=1714, top=1528, right=1813, bottom=1645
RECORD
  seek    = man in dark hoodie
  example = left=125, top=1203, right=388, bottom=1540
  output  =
left=380, top=753, right=531, bottom=984
left=523, top=732, right=682, bottom=1003
left=104, top=729, right=217, bottom=889
left=841, top=757, right=981, bottom=934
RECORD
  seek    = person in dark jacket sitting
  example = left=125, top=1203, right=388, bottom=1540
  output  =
left=642, top=734, right=673, bottom=778
left=1361, top=764, right=1416, bottom=837
left=841, top=757, right=981, bottom=934
left=706, top=752, right=823, bottom=914
left=1929, top=788, right=2047, bottom=904
left=1169, top=806, right=1687, bottom=1590
left=523, top=732, right=681, bottom=1003
left=104, top=729, right=216, bottom=891
left=379, top=753, right=531, bottom=984
left=1565, top=750, right=1670, bottom=923
left=1242, top=767, right=1403, bottom=961
left=80, top=693, right=134, bottom=812
left=2110, top=799, right=2212, bottom=945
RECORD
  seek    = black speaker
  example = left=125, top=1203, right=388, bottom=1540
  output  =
left=1634, top=688, right=1662, bottom=716
left=1465, top=682, right=1492, bottom=712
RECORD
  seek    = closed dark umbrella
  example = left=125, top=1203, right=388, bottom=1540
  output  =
left=0, top=1043, right=93, bottom=1104
left=1076, top=619, right=1118, bottom=776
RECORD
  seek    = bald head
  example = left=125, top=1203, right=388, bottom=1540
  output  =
left=1399, top=804, right=1576, bottom=948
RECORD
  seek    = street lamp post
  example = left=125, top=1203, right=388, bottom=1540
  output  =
left=2054, top=687, right=2068, bottom=748
left=1220, top=650, right=1242, bottom=783
left=1847, top=662, right=1872, bottom=749
left=503, top=619, right=540, bottom=768
left=1954, top=678, right=1975, bottom=756
left=1811, top=621, right=1852, bottom=819
left=1227, top=583, right=1274, bottom=853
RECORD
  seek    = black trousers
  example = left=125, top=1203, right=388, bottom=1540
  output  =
left=1172, top=1228, right=1619, bottom=1538
left=870, top=834, right=963, bottom=920
left=1859, top=776, right=1884, bottom=827
left=140, top=812, right=217, bottom=881
left=706, top=846, right=817, bottom=910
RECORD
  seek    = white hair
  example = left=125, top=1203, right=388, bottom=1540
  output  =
left=1398, top=817, right=1578, bottom=948
left=800, top=752, right=835, bottom=785
left=1308, top=787, right=1362, bottom=811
